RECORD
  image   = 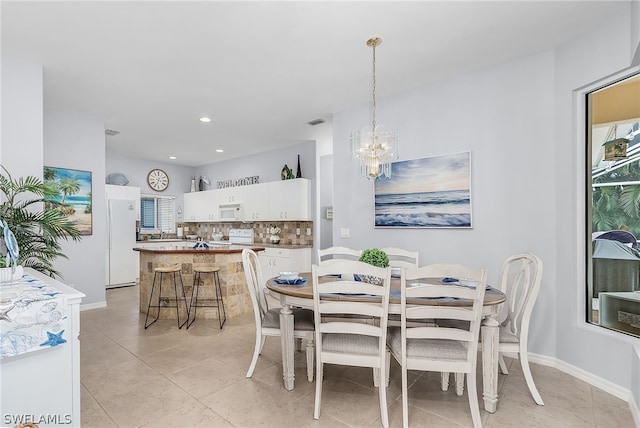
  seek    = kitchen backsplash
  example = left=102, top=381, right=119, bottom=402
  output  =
left=177, top=221, right=313, bottom=246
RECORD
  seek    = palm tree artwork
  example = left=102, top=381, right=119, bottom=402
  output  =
left=43, top=166, right=93, bottom=235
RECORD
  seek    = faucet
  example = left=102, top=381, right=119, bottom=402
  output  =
left=160, top=230, right=165, bottom=239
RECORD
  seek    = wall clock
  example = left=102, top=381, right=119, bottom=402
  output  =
left=147, top=169, right=169, bottom=191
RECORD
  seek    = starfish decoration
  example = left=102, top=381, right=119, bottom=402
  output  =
left=0, top=305, right=14, bottom=322
left=40, top=330, right=67, bottom=347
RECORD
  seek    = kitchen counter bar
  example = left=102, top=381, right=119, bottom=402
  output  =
left=133, top=245, right=265, bottom=321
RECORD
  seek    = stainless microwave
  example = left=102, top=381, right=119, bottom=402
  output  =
left=219, top=203, right=243, bottom=221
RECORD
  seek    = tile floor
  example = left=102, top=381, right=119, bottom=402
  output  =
left=80, top=285, right=636, bottom=427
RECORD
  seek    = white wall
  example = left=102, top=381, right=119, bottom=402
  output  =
left=0, top=56, right=43, bottom=179
left=106, top=150, right=194, bottom=222
left=44, top=109, right=106, bottom=306
left=632, top=0, right=640, bottom=65
left=332, top=3, right=637, bottom=399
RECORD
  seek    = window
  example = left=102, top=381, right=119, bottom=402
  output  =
left=587, top=72, right=640, bottom=338
left=140, top=194, right=176, bottom=233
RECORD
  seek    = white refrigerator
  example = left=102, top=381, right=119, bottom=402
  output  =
left=106, top=199, right=138, bottom=288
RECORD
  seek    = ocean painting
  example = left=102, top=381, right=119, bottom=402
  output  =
left=44, top=166, right=92, bottom=235
left=374, top=152, right=472, bottom=228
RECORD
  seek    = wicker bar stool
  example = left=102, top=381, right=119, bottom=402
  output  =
left=144, top=264, right=189, bottom=329
left=187, top=265, right=226, bottom=329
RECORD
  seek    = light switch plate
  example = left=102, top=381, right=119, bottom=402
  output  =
left=296, top=228, right=301, bottom=235
left=306, top=228, right=311, bottom=236
left=340, top=228, right=350, bottom=238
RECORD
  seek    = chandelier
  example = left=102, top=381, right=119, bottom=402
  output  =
left=351, top=36, right=399, bottom=180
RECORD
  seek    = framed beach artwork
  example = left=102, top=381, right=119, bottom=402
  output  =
left=44, top=166, right=93, bottom=235
left=374, top=151, right=472, bottom=228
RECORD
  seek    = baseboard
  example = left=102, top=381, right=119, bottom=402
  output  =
left=80, top=301, right=107, bottom=311
left=527, top=352, right=632, bottom=403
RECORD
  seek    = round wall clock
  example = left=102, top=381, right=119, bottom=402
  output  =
left=147, top=169, right=169, bottom=191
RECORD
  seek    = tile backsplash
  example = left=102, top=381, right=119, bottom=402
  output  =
left=178, top=221, right=313, bottom=246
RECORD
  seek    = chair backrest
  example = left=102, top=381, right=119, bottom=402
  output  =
left=312, top=260, right=392, bottom=365
left=242, top=248, right=269, bottom=328
left=498, top=253, right=543, bottom=342
left=317, top=246, right=362, bottom=264
left=381, top=247, right=419, bottom=269
left=401, top=264, right=487, bottom=367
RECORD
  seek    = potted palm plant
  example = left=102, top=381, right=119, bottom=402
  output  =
left=0, top=166, right=81, bottom=278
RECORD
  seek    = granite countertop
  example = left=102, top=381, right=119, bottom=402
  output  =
left=133, top=244, right=266, bottom=254
left=233, top=242, right=313, bottom=250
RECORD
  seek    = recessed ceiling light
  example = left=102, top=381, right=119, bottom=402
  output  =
left=169, top=156, right=177, bottom=160
left=216, top=149, right=224, bottom=153
left=199, top=117, right=211, bottom=123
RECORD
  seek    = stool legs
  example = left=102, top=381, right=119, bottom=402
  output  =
left=144, top=269, right=189, bottom=329
left=187, top=270, right=226, bottom=329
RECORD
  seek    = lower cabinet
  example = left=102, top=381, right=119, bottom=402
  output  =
left=259, top=247, right=312, bottom=280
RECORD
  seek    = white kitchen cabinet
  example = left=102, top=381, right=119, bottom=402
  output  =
left=216, top=186, right=244, bottom=205
left=243, top=182, right=270, bottom=221
left=267, top=179, right=310, bottom=221
left=0, top=269, right=84, bottom=427
left=258, top=247, right=312, bottom=280
left=183, top=190, right=217, bottom=221
left=105, top=184, right=140, bottom=221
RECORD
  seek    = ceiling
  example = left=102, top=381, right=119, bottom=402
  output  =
left=1, top=1, right=629, bottom=167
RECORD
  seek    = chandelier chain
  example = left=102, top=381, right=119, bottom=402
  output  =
left=371, top=42, right=377, bottom=131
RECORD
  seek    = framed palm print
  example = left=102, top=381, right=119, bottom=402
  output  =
left=374, top=151, right=472, bottom=228
left=44, top=166, right=93, bottom=235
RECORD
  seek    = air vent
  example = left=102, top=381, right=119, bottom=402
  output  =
left=306, top=118, right=325, bottom=126
left=105, top=129, right=120, bottom=136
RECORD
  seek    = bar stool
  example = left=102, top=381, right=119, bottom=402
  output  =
left=144, top=264, right=189, bottom=329
left=187, top=265, right=226, bottom=329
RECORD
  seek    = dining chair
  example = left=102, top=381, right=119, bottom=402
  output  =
left=387, top=264, right=487, bottom=428
left=381, top=247, right=419, bottom=269
left=438, top=253, right=545, bottom=406
left=311, top=260, right=392, bottom=427
left=241, top=248, right=315, bottom=381
left=317, top=246, right=362, bottom=264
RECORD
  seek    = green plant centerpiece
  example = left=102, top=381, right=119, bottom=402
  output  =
left=358, top=248, right=389, bottom=284
left=0, top=166, right=81, bottom=278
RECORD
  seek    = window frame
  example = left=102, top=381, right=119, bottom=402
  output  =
left=140, top=193, right=176, bottom=234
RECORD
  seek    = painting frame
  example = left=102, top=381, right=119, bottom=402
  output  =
left=44, top=166, right=93, bottom=236
left=374, top=151, right=472, bottom=229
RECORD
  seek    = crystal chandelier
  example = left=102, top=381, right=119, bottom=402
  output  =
left=351, top=36, right=399, bottom=180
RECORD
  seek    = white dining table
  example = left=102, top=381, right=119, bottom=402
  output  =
left=266, top=273, right=506, bottom=414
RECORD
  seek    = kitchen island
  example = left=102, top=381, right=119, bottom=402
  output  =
left=133, top=244, right=265, bottom=321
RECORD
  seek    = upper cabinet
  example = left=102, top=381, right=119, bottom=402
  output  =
left=183, top=178, right=310, bottom=222
left=183, top=191, right=217, bottom=222
left=267, top=179, right=310, bottom=221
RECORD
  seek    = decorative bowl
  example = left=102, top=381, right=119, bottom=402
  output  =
left=212, top=232, right=224, bottom=241
left=279, top=271, right=299, bottom=280
left=186, top=234, right=198, bottom=240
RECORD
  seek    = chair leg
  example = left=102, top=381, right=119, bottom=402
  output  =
left=519, top=351, right=544, bottom=405
left=440, top=371, right=450, bottom=391
left=499, top=353, right=509, bottom=374
left=466, top=369, right=482, bottom=428
left=455, top=372, right=464, bottom=396
left=385, top=350, right=391, bottom=387
left=144, top=272, right=160, bottom=329
left=314, top=361, right=323, bottom=420
left=378, top=360, right=389, bottom=428
left=402, top=361, right=409, bottom=428
left=305, top=332, right=314, bottom=382
left=246, top=331, right=263, bottom=378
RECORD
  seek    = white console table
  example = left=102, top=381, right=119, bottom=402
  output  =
left=0, top=268, right=84, bottom=427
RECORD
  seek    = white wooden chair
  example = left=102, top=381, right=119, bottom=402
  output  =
left=317, top=246, right=362, bottom=264
left=312, top=260, right=392, bottom=427
left=387, top=264, right=487, bottom=428
left=381, top=247, right=419, bottom=269
left=439, top=253, right=545, bottom=405
left=242, top=248, right=314, bottom=381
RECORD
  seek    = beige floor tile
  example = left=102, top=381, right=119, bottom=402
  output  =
left=79, top=285, right=635, bottom=428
